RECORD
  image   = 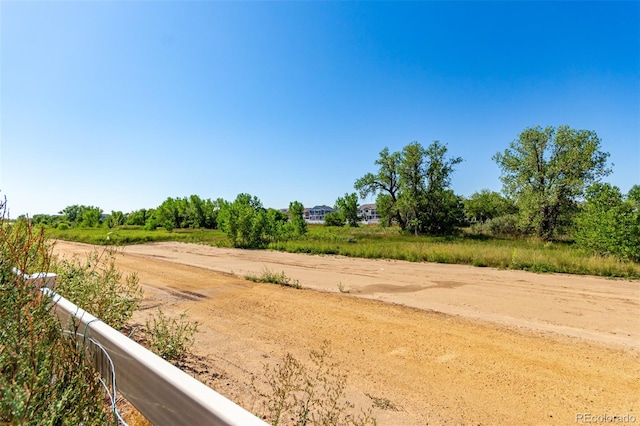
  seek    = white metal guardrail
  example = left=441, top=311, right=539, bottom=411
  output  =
left=16, top=270, right=267, bottom=426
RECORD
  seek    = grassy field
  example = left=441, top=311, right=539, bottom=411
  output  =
left=46, top=225, right=640, bottom=279
left=46, top=226, right=229, bottom=246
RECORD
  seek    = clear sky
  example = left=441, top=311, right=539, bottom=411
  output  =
left=1, top=1, right=638, bottom=217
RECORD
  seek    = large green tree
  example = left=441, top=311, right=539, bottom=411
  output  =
left=335, top=193, right=361, bottom=227
left=493, top=125, right=611, bottom=239
left=354, top=147, right=404, bottom=228
left=355, top=141, right=463, bottom=235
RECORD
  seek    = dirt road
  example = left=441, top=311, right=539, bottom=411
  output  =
left=53, top=241, right=640, bottom=425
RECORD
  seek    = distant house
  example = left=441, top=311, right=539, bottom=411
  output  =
left=307, top=205, right=335, bottom=222
left=282, top=204, right=379, bottom=224
left=359, top=203, right=380, bottom=224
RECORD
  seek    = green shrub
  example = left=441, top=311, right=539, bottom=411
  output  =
left=145, top=309, right=198, bottom=362
left=574, top=183, right=640, bottom=262
left=0, top=204, right=113, bottom=424
left=488, top=214, right=522, bottom=237
left=324, top=211, right=346, bottom=227
left=55, top=247, right=142, bottom=330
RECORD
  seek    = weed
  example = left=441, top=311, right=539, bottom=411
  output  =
left=145, top=309, right=198, bottom=362
left=251, top=341, right=376, bottom=426
left=245, top=267, right=301, bottom=289
left=337, top=281, right=350, bottom=293
left=365, top=393, right=401, bottom=411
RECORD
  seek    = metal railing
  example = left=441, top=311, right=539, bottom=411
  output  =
left=17, top=270, right=267, bottom=426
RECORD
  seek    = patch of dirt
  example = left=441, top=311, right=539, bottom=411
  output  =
left=53, top=241, right=640, bottom=425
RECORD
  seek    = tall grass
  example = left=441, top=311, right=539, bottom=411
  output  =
left=46, top=226, right=229, bottom=246
left=269, top=225, right=640, bottom=279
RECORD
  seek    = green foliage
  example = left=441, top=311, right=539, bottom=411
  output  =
left=245, top=267, right=301, bottom=289
left=470, top=214, right=523, bottom=237
left=218, top=193, right=267, bottom=247
left=59, top=204, right=84, bottom=223
left=324, top=211, right=346, bottom=227
left=493, top=125, right=611, bottom=239
left=355, top=147, right=403, bottom=228
left=55, top=247, right=142, bottom=330
left=574, top=183, right=640, bottom=262
left=30, top=213, right=63, bottom=227
left=126, top=208, right=151, bottom=226
left=145, top=309, right=198, bottom=362
left=464, top=189, right=518, bottom=223
left=58, top=204, right=104, bottom=228
left=218, top=194, right=292, bottom=248
left=356, top=141, right=463, bottom=235
left=0, top=201, right=113, bottom=425
left=251, top=341, right=375, bottom=426
left=287, top=201, right=308, bottom=237
left=487, top=214, right=522, bottom=237
left=46, top=226, right=229, bottom=246
left=335, top=192, right=361, bottom=227
left=59, top=204, right=103, bottom=228
left=154, top=195, right=221, bottom=230
left=105, top=210, right=125, bottom=228
left=81, top=207, right=103, bottom=227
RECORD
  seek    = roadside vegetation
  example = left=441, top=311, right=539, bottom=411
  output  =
left=251, top=341, right=376, bottom=426
left=1, top=197, right=202, bottom=424
left=246, top=268, right=302, bottom=289
left=25, top=124, right=638, bottom=278
left=144, top=309, right=199, bottom=362
left=0, top=200, right=119, bottom=424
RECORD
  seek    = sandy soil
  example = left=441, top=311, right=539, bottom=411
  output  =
left=52, top=241, right=640, bottom=425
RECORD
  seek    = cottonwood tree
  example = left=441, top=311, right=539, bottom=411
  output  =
left=287, top=201, right=307, bottom=236
left=493, top=125, right=611, bottom=239
left=354, top=148, right=403, bottom=228
left=355, top=141, right=463, bottom=235
left=335, top=193, right=361, bottom=227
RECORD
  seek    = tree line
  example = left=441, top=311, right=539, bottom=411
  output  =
left=27, top=125, right=639, bottom=261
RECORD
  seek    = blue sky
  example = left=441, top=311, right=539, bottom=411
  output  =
left=1, top=1, right=638, bottom=217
